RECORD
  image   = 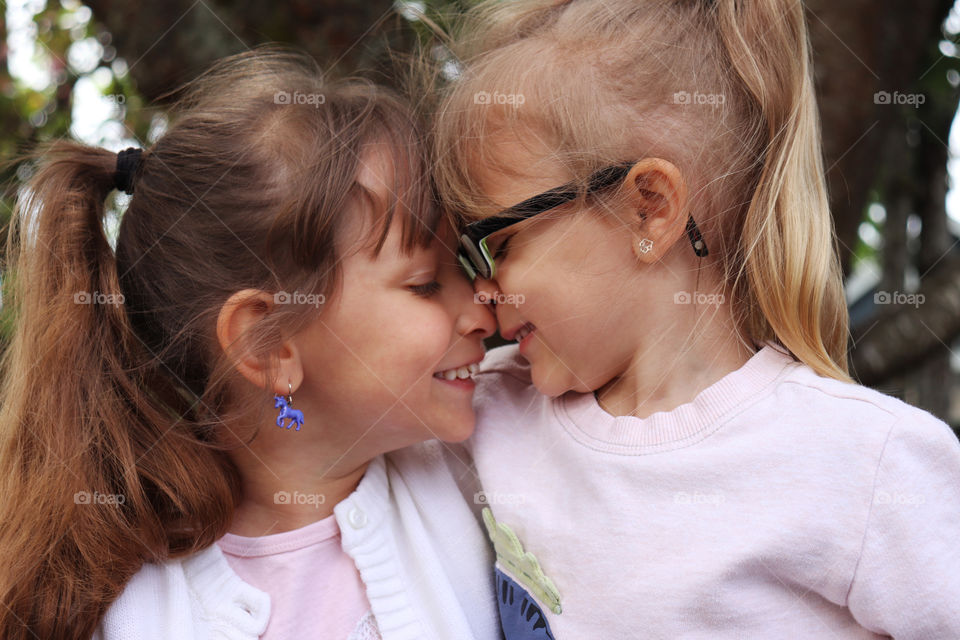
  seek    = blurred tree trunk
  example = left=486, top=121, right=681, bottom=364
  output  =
left=84, top=0, right=413, bottom=102
left=809, top=0, right=960, bottom=419
left=806, top=0, right=954, bottom=274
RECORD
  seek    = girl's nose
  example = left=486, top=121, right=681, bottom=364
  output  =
left=457, top=283, right=497, bottom=338
left=473, top=276, right=500, bottom=308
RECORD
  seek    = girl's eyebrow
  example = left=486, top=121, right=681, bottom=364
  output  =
left=390, top=244, right=441, bottom=273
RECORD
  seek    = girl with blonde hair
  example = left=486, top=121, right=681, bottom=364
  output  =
left=434, top=1, right=960, bottom=637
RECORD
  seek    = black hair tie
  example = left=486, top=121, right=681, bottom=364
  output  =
left=114, top=147, right=144, bottom=195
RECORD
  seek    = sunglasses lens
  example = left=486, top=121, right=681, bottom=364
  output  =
left=459, top=234, right=490, bottom=280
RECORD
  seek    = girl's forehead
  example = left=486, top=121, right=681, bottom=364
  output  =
left=464, top=126, right=574, bottom=198
left=343, top=138, right=439, bottom=257
left=338, top=213, right=438, bottom=279
left=355, top=142, right=401, bottom=196
left=473, top=163, right=571, bottom=214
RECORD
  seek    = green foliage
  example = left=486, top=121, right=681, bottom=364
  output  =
left=0, top=1, right=163, bottom=347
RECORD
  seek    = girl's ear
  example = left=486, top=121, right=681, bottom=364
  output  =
left=620, top=158, right=689, bottom=263
left=216, top=289, right=303, bottom=394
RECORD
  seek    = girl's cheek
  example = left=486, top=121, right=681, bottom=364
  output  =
left=412, top=309, right=454, bottom=351
left=499, top=242, right=538, bottom=293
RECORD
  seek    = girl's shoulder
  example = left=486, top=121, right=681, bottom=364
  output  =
left=382, top=441, right=486, bottom=517
left=384, top=440, right=474, bottom=487
left=348, top=448, right=501, bottom=640
left=778, top=356, right=957, bottom=450
left=94, top=544, right=269, bottom=640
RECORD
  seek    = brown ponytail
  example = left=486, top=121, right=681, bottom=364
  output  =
left=0, top=142, right=229, bottom=639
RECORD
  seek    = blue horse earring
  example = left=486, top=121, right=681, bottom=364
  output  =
left=274, top=382, right=304, bottom=431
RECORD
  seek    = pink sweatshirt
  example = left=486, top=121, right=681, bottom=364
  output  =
left=470, top=343, right=960, bottom=639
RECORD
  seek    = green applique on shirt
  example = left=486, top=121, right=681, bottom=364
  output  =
left=482, top=507, right=562, bottom=615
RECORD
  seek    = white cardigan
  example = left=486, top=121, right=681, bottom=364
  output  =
left=93, top=442, right=501, bottom=640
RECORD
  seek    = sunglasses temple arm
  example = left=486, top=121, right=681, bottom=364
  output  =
left=686, top=215, right=709, bottom=257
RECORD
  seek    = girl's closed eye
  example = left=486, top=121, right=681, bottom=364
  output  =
left=409, top=279, right=442, bottom=298
left=492, top=234, right=512, bottom=259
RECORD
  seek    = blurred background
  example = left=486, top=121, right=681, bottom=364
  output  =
left=1, top=0, right=960, bottom=434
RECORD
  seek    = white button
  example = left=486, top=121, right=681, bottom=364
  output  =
left=347, top=506, right=368, bottom=529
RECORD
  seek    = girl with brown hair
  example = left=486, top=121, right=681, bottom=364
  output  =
left=0, top=49, right=501, bottom=640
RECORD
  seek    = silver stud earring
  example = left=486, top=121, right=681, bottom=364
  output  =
left=638, top=238, right=654, bottom=254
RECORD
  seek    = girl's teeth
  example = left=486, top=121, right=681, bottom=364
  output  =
left=435, top=363, right=481, bottom=380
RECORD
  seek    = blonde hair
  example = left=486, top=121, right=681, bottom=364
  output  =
left=432, top=0, right=851, bottom=381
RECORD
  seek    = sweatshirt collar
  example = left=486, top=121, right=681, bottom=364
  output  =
left=556, top=343, right=796, bottom=454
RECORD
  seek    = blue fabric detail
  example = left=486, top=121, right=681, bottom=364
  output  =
left=495, top=566, right=556, bottom=640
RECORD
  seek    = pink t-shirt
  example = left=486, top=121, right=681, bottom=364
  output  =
left=218, top=514, right=373, bottom=639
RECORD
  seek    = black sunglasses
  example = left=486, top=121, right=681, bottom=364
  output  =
left=457, top=162, right=708, bottom=280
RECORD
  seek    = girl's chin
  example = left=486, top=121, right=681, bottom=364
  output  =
left=531, top=364, right=577, bottom=399
left=432, top=413, right=477, bottom=443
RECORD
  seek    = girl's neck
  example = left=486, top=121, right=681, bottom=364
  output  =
left=225, top=425, right=372, bottom=537
left=595, top=306, right=755, bottom=420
